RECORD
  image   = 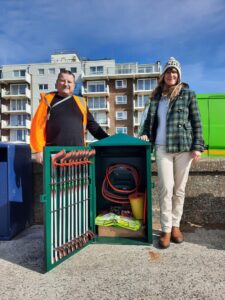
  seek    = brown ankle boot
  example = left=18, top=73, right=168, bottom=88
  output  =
left=159, top=232, right=171, bottom=249
left=171, top=227, right=184, bottom=243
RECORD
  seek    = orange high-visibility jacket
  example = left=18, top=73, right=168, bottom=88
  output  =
left=30, top=92, right=87, bottom=152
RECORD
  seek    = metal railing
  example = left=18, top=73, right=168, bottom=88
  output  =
left=1, top=87, right=31, bottom=99
left=0, top=71, right=31, bottom=83
left=83, top=63, right=161, bottom=77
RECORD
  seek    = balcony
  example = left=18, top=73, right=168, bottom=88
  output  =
left=10, top=136, right=30, bottom=143
left=1, top=87, right=31, bottom=99
left=88, top=101, right=109, bottom=112
left=1, top=119, right=31, bottom=129
left=1, top=103, right=31, bottom=114
left=82, top=63, right=161, bottom=79
left=0, top=72, right=31, bottom=84
left=81, top=85, right=109, bottom=97
left=1, top=135, right=30, bottom=143
left=133, top=83, right=154, bottom=95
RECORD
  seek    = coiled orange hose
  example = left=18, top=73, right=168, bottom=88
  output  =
left=101, top=164, right=141, bottom=204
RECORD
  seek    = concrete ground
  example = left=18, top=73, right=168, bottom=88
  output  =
left=0, top=224, right=225, bottom=300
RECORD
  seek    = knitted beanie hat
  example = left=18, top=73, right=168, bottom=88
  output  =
left=163, top=57, right=181, bottom=80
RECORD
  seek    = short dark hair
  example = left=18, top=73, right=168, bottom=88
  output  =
left=57, top=70, right=75, bottom=81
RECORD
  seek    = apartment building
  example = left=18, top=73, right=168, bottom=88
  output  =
left=0, top=66, right=31, bottom=143
left=82, top=61, right=161, bottom=142
left=0, top=52, right=161, bottom=144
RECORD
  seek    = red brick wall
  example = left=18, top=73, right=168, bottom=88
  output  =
left=108, top=78, right=134, bottom=135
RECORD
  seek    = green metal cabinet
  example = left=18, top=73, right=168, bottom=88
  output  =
left=42, top=134, right=152, bottom=272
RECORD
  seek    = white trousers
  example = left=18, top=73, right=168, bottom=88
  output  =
left=156, top=145, right=193, bottom=233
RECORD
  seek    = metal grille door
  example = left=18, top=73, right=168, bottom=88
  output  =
left=42, top=146, right=96, bottom=272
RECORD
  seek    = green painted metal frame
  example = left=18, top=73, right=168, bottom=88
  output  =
left=146, top=145, right=153, bottom=244
left=90, top=134, right=153, bottom=245
left=42, top=146, right=95, bottom=272
left=42, top=138, right=153, bottom=272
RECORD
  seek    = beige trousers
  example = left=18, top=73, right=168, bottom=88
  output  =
left=156, top=145, right=193, bottom=233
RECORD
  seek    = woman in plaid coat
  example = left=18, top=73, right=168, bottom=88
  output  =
left=140, top=57, right=205, bottom=248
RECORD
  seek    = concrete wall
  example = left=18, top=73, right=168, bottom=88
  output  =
left=32, top=157, right=225, bottom=226
left=151, top=158, right=225, bottom=226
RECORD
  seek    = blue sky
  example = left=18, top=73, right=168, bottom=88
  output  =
left=1, top=0, right=225, bottom=93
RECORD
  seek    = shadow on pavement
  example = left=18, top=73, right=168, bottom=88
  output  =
left=0, top=225, right=45, bottom=273
left=0, top=224, right=224, bottom=274
left=182, top=222, right=225, bottom=251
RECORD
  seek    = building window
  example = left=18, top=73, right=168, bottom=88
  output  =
left=10, top=114, right=27, bottom=126
left=16, top=130, right=26, bottom=141
left=90, top=66, right=104, bottom=75
left=115, top=95, right=127, bottom=105
left=13, top=70, right=26, bottom=77
left=38, top=69, right=45, bottom=75
left=87, top=81, right=105, bottom=93
left=39, top=84, right=48, bottom=90
left=11, top=100, right=17, bottom=111
left=10, top=84, right=26, bottom=95
left=48, top=68, right=55, bottom=75
left=10, top=99, right=27, bottom=111
left=87, top=97, right=107, bottom=109
left=11, top=129, right=27, bottom=142
left=116, top=111, right=127, bottom=120
left=92, top=112, right=107, bottom=124
left=137, top=95, right=149, bottom=107
left=115, top=79, right=127, bottom=89
left=116, top=127, right=127, bottom=134
left=137, top=78, right=157, bottom=90
left=60, top=68, right=66, bottom=72
left=71, top=67, right=77, bottom=73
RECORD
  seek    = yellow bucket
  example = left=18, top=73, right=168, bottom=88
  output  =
left=129, top=192, right=144, bottom=220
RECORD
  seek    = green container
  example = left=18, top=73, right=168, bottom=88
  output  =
left=91, top=133, right=153, bottom=245
left=197, top=93, right=225, bottom=156
left=42, top=135, right=152, bottom=271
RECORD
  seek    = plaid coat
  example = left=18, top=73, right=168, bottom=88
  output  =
left=141, top=85, right=205, bottom=152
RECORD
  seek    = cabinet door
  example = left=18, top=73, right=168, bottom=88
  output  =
left=43, top=146, right=95, bottom=272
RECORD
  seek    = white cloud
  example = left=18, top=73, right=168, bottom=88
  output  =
left=0, top=0, right=224, bottom=92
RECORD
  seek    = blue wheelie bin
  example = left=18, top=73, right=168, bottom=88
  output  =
left=0, top=143, right=32, bottom=240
